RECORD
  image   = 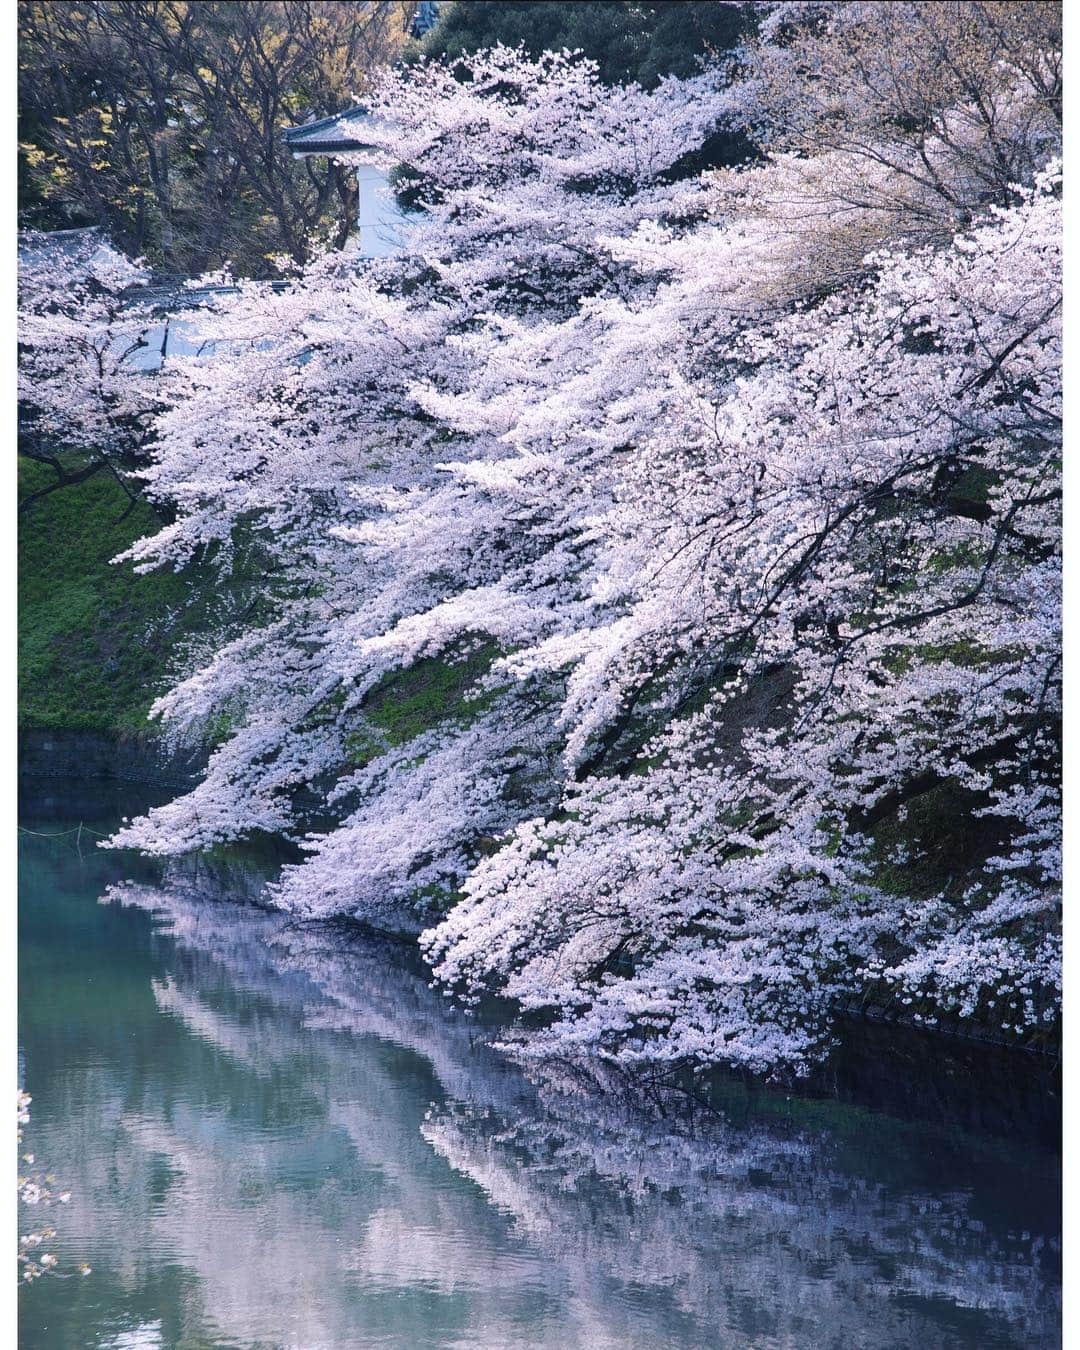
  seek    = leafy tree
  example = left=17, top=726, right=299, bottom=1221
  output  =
left=414, top=1, right=755, bottom=87
left=18, top=1, right=418, bottom=275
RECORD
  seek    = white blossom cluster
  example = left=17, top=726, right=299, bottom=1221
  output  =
left=17, top=1090, right=87, bottom=1284
left=18, top=231, right=160, bottom=475
left=20, top=6, right=1058, bottom=1074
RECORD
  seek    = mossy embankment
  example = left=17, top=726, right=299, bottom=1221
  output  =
left=18, top=456, right=214, bottom=781
left=17, top=452, right=502, bottom=786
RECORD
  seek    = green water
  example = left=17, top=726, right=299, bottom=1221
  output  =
left=18, top=779, right=1060, bottom=1349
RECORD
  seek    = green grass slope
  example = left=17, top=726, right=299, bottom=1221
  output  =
left=18, top=457, right=207, bottom=737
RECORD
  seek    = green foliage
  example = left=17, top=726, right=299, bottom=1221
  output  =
left=345, top=642, right=502, bottom=764
left=415, top=1, right=755, bottom=88
left=18, top=456, right=212, bottom=736
left=18, top=446, right=502, bottom=764
left=868, top=783, right=1008, bottom=902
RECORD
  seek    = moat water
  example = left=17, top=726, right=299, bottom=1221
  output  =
left=18, top=778, right=1061, bottom=1349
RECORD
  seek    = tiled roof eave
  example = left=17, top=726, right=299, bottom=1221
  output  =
left=282, top=104, right=371, bottom=149
left=289, top=138, right=376, bottom=154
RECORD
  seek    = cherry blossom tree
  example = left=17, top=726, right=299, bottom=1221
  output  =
left=48, top=7, right=1063, bottom=1075
left=105, top=46, right=733, bottom=894
left=18, top=231, right=161, bottom=515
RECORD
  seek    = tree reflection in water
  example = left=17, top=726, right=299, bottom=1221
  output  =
left=19, top=829, right=1060, bottom=1350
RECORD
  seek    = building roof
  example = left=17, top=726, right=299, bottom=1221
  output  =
left=17, top=225, right=116, bottom=268
left=283, top=0, right=442, bottom=154
left=283, top=106, right=375, bottom=155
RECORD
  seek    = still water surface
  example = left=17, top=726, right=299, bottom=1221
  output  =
left=19, top=779, right=1060, bottom=1349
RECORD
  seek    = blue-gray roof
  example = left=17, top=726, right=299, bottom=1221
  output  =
left=283, top=0, right=443, bottom=151
left=283, top=106, right=374, bottom=155
left=17, top=225, right=114, bottom=266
